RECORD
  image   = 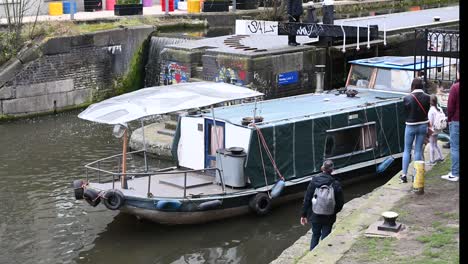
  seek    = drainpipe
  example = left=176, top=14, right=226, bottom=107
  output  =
left=315, top=65, right=325, bottom=93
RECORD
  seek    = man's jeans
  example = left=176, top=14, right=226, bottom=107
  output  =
left=450, top=121, right=459, bottom=177
left=310, top=222, right=333, bottom=251
left=402, top=123, right=428, bottom=175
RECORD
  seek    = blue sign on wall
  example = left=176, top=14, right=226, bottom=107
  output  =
left=278, top=71, right=299, bottom=86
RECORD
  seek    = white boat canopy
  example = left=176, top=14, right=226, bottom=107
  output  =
left=78, top=82, right=264, bottom=125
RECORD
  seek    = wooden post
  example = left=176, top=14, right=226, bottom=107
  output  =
left=121, top=129, right=128, bottom=189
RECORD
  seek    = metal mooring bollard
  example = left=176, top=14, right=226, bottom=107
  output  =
left=412, top=160, right=425, bottom=194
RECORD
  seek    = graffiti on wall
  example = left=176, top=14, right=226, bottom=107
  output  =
left=163, top=62, right=189, bottom=85
left=215, top=67, right=247, bottom=86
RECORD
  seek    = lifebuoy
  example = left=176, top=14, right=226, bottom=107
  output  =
left=73, top=180, right=84, bottom=200
left=103, top=189, right=125, bottom=210
left=83, top=188, right=101, bottom=207
left=249, top=193, right=271, bottom=216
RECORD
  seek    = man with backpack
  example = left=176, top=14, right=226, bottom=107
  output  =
left=300, top=160, right=344, bottom=251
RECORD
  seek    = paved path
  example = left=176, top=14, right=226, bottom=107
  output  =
left=0, top=5, right=190, bottom=24
left=271, top=142, right=451, bottom=264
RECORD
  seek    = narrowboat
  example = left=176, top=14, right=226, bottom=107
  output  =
left=72, top=56, right=447, bottom=224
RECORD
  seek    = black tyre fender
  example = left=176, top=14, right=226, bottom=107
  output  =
left=249, top=193, right=272, bottom=216
left=83, top=188, right=101, bottom=207
left=72, top=180, right=84, bottom=200
left=103, top=189, right=125, bottom=210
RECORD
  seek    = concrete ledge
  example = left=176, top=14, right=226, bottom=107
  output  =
left=2, top=88, right=91, bottom=115
left=17, top=43, right=43, bottom=64
left=15, top=79, right=74, bottom=98
left=0, top=58, right=22, bottom=87
left=129, top=121, right=175, bottom=161
left=43, top=37, right=72, bottom=55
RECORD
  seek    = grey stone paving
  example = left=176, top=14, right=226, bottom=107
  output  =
left=168, top=5, right=458, bottom=55
left=168, top=34, right=316, bottom=55
left=337, top=5, right=459, bottom=32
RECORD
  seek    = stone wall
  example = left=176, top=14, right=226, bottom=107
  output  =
left=0, top=25, right=155, bottom=117
left=202, top=48, right=326, bottom=99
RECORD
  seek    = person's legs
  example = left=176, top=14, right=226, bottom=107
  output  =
left=413, top=124, right=428, bottom=161
left=434, top=135, right=444, bottom=161
left=288, top=15, right=297, bottom=45
left=450, top=122, right=459, bottom=176
left=402, top=125, right=416, bottom=179
left=320, top=223, right=333, bottom=240
left=429, top=135, right=437, bottom=163
left=310, top=223, right=322, bottom=251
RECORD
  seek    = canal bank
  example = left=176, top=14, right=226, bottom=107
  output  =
left=271, top=144, right=458, bottom=263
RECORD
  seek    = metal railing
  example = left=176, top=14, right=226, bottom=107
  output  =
left=414, top=28, right=459, bottom=84
left=84, top=150, right=225, bottom=198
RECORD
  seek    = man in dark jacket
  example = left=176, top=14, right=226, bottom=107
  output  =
left=300, top=160, right=344, bottom=251
left=287, top=0, right=303, bottom=46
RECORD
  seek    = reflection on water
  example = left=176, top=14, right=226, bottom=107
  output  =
left=0, top=110, right=399, bottom=264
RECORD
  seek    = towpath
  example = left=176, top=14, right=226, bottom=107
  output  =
left=271, top=142, right=459, bottom=263
left=0, top=0, right=458, bottom=26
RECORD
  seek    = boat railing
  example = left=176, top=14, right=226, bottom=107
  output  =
left=84, top=151, right=225, bottom=197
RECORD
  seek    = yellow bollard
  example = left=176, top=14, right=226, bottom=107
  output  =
left=412, top=160, right=425, bottom=194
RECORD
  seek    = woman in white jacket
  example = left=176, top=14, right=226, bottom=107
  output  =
left=427, top=95, right=444, bottom=165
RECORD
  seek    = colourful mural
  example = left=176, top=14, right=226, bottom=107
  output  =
left=215, top=67, right=247, bottom=86
left=163, top=62, right=189, bottom=85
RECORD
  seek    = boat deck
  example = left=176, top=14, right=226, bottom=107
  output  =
left=89, top=171, right=248, bottom=199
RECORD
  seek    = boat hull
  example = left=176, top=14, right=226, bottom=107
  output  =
left=96, top=180, right=309, bottom=225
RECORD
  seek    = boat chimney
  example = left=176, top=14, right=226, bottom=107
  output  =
left=315, top=65, right=326, bottom=93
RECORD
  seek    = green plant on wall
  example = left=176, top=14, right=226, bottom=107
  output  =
left=116, top=0, right=141, bottom=4
left=115, top=37, right=149, bottom=95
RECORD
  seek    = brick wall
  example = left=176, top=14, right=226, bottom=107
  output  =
left=0, top=26, right=155, bottom=117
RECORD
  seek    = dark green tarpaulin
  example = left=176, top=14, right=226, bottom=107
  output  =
left=245, top=101, right=405, bottom=188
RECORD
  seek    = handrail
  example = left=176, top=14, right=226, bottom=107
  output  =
left=84, top=149, right=146, bottom=168
left=85, top=154, right=225, bottom=198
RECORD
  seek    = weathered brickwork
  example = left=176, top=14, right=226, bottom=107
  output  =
left=0, top=26, right=154, bottom=117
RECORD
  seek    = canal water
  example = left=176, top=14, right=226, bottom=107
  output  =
left=0, top=110, right=400, bottom=264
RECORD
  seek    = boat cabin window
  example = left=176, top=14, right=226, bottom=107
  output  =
left=324, top=123, right=377, bottom=159
left=347, top=65, right=373, bottom=88
left=374, top=69, right=413, bottom=92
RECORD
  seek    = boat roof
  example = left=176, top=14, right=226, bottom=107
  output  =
left=78, top=82, right=263, bottom=125
left=204, top=88, right=403, bottom=127
left=349, top=56, right=445, bottom=70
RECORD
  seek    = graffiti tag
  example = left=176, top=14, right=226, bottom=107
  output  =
left=247, top=20, right=278, bottom=34
left=235, top=20, right=279, bottom=35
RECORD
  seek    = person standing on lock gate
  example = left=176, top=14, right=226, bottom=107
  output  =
left=287, top=0, right=303, bottom=46
left=441, top=66, right=460, bottom=182
left=300, top=160, right=344, bottom=251
left=400, top=78, right=431, bottom=184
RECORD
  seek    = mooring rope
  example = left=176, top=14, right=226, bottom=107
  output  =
left=251, top=123, right=285, bottom=181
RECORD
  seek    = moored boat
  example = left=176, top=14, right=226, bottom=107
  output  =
left=72, top=56, right=449, bottom=225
